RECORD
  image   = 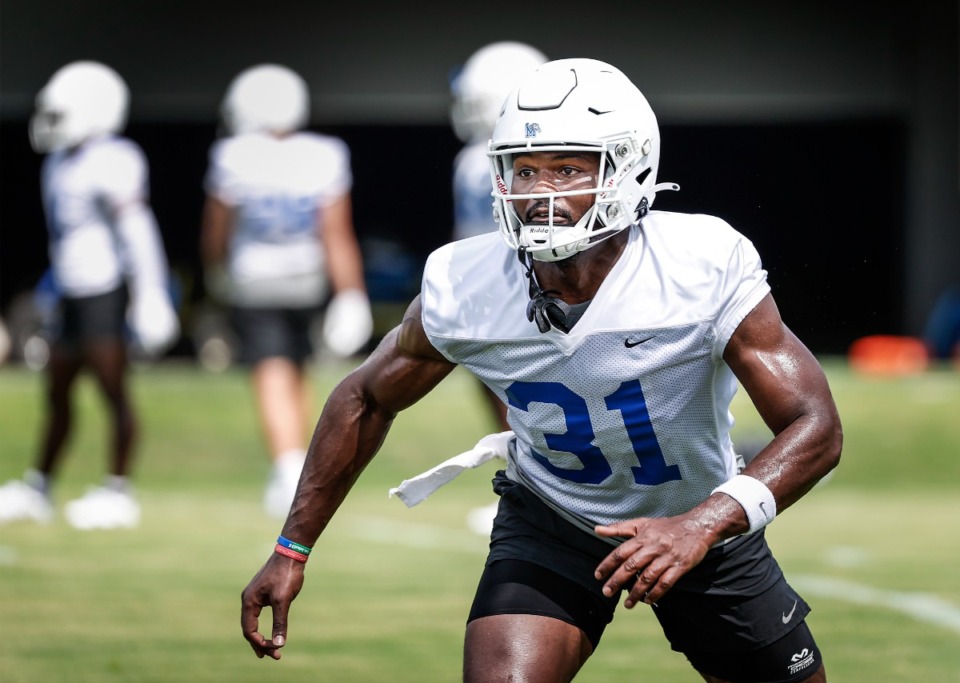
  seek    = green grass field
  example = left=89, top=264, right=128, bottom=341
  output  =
left=1, top=358, right=958, bottom=682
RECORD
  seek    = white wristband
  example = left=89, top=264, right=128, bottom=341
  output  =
left=712, top=474, right=777, bottom=534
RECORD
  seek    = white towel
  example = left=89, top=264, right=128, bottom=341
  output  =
left=388, top=431, right=514, bottom=508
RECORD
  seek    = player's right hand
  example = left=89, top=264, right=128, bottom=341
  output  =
left=322, top=289, right=373, bottom=357
left=594, top=514, right=713, bottom=608
left=128, top=287, right=180, bottom=357
left=240, top=553, right=305, bottom=660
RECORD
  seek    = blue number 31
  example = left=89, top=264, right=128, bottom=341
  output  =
left=505, top=380, right=682, bottom=486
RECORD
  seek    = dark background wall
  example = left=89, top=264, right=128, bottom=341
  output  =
left=2, top=1, right=957, bottom=355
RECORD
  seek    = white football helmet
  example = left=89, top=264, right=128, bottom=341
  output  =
left=450, top=42, right=548, bottom=144
left=489, top=58, right=678, bottom=262
left=220, top=64, right=310, bottom=136
left=30, top=61, right=129, bottom=154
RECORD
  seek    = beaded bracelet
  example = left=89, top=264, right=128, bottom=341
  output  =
left=275, top=543, right=309, bottom=563
left=277, top=535, right=312, bottom=557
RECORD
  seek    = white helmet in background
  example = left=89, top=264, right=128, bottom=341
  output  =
left=489, top=58, right=678, bottom=262
left=30, top=61, right=130, bottom=154
left=450, top=42, right=548, bottom=144
left=221, top=64, right=310, bottom=136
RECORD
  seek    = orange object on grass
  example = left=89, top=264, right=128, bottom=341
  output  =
left=848, top=335, right=929, bottom=375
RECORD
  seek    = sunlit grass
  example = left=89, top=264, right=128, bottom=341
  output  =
left=1, top=359, right=958, bottom=682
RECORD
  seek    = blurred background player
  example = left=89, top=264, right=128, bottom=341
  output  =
left=200, top=64, right=372, bottom=518
left=449, top=42, right=547, bottom=534
left=0, top=61, right=180, bottom=529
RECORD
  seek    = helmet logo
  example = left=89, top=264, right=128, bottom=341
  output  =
left=524, top=123, right=541, bottom=138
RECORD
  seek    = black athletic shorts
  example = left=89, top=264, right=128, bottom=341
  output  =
left=468, top=471, right=821, bottom=681
left=229, top=305, right=321, bottom=366
left=56, top=285, right=128, bottom=347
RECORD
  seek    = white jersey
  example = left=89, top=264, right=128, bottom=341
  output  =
left=41, top=135, right=153, bottom=297
left=452, top=141, right=496, bottom=241
left=204, top=131, right=352, bottom=307
left=421, top=212, right=770, bottom=532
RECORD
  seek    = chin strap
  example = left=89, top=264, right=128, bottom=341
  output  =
left=519, top=250, right=571, bottom=333
left=636, top=197, right=650, bottom=219
left=517, top=184, right=681, bottom=333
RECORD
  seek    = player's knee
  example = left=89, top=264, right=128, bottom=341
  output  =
left=464, top=615, right=588, bottom=683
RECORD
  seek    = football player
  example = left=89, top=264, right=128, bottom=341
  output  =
left=0, top=61, right=180, bottom=530
left=200, top=64, right=372, bottom=518
left=241, top=59, right=841, bottom=682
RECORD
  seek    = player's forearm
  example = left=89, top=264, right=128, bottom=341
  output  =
left=724, top=309, right=843, bottom=521
left=328, top=242, right=365, bottom=294
left=199, top=196, right=232, bottom=266
left=743, top=406, right=842, bottom=510
left=320, top=194, right=365, bottom=293
left=115, top=203, right=171, bottom=294
left=687, top=400, right=841, bottom=547
left=279, top=313, right=454, bottom=547
left=280, top=375, right=395, bottom=546
left=324, top=230, right=366, bottom=293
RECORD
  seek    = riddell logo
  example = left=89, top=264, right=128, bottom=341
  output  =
left=495, top=174, right=509, bottom=195
left=787, top=648, right=815, bottom=675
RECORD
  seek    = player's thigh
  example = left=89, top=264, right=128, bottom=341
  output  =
left=56, top=286, right=127, bottom=350
left=685, top=618, right=824, bottom=683
left=464, top=613, right=590, bottom=683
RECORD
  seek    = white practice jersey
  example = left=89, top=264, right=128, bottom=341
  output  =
left=452, top=141, right=496, bottom=241
left=41, top=135, right=153, bottom=297
left=204, top=131, right=352, bottom=307
left=422, top=212, right=771, bottom=532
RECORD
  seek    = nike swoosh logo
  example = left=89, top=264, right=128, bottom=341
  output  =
left=782, top=600, right=798, bottom=624
left=624, top=336, right=654, bottom=348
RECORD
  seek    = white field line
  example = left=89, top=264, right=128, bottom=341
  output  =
left=791, top=574, right=960, bottom=635
left=342, top=515, right=960, bottom=636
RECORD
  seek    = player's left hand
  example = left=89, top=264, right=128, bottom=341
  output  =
left=593, top=515, right=714, bottom=608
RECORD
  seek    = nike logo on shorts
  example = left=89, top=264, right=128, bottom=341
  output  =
left=782, top=600, right=798, bottom=624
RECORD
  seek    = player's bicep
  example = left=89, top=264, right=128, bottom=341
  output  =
left=723, top=294, right=834, bottom=435
left=355, top=296, right=455, bottom=415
